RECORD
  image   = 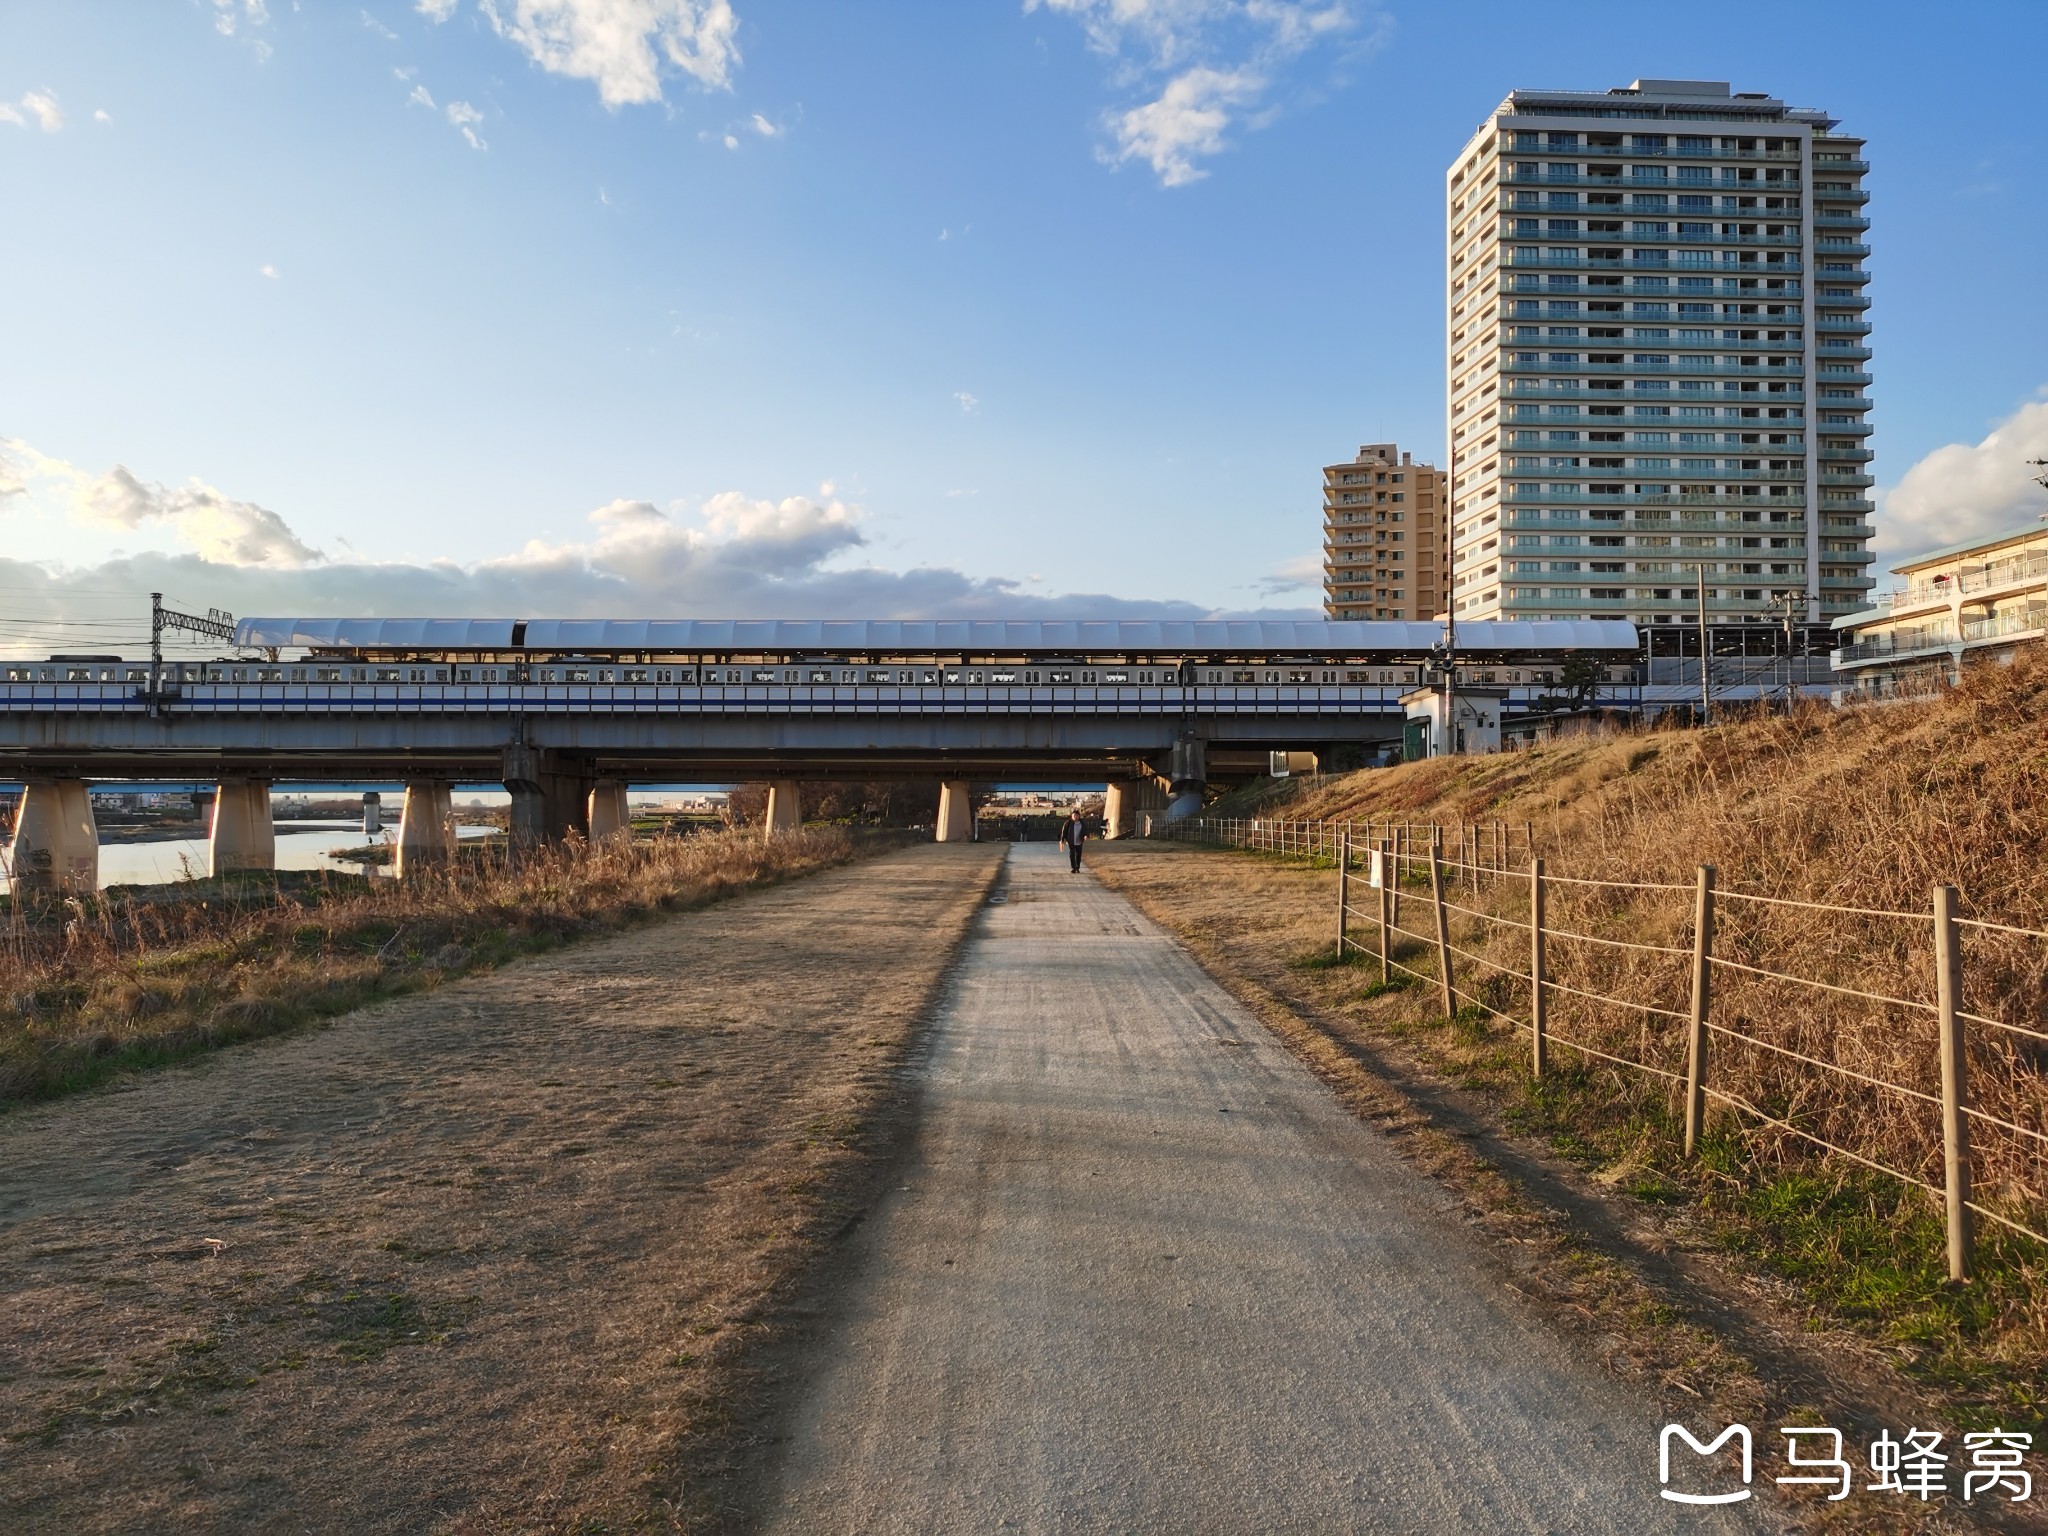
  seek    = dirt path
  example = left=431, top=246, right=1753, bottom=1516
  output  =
left=0, top=842, right=1003, bottom=1534
left=763, top=846, right=1773, bottom=1534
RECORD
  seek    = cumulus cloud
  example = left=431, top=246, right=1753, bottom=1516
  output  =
left=418, top=0, right=461, bottom=19
left=1877, top=396, right=2048, bottom=563
left=478, top=0, right=740, bottom=107
left=0, top=438, right=1310, bottom=645
left=446, top=99, right=487, bottom=149
left=953, top=392, right=980, bottom=414
left=1028, top=0, right=1376, bottom=185
left=409, top=83, right=436, bottom=107
left=0, top=90, right=64, bottom=132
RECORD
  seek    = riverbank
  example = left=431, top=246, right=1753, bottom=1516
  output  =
left=0, top=826, right=896, bottom=1106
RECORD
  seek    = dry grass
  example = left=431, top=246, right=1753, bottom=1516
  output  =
left=0, top=826, right=883, bottom=1106
left=0, top=842, right=1004, bottom=1533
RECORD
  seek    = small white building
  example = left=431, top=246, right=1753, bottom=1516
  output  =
left=1400, top=686, right=1507, bottom=759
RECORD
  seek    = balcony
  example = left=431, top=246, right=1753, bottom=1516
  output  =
left=1810, top=186, right=1870, bottom=204
left=1819, top=446, right=1875, bottom=462
left=1812, top=157, right=1870, bottom=174
left=1509, top=488, right=1805, bottom=509
left=1507, top=465, right=1807, bottom=484
left=1503, top=360, right=1809, bottom=378
left=1814, top=211, right=1871, bottom=230
left=1814, top=240, right=1872, bottom=258
left=1875, top=549, right=2048, bottom=613
left=1815, top=313, right=1872, bottom=332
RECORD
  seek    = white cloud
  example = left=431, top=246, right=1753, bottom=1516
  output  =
left=0, top=90, right=65, bottom=132
left=1256, top=552, right=1322, bottom=596
left=93, top=108, right=110, bottom=124
left=210, top=0, right=270, bottom=37
left=1110, top=65, right=1259, bottom=186
left=1877, top=395, right=2048, bottom=562
left=0, top=442, right=322, bottom=570
left=953, top=392, right=980, bottom=415
left=478, top=0, right=740, bottom=107
left=1029, top=0, right=1376, bottom=186
left=0, top=438, right=1312, bottom=635
left=749, top=111, right=778, bottom=136
left=722, top=132, right=739, bottom=149
left=409, top=83, right=437, bottom=107
left=260, top=263, right=280, bottom=279
left=362, top=10, right=400, bottom=40
left=446, top=99, right=487, bottom=149
left=417, top=0, right=461, bottom=20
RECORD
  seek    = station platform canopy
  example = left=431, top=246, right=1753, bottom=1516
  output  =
left=233, top=617, right=1640, bottom=658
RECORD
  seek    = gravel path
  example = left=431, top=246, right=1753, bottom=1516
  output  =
left=764, top=845, right=1776, bottom=1534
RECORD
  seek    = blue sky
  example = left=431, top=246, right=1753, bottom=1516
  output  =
left=2, top=0, right=2046, bottom=645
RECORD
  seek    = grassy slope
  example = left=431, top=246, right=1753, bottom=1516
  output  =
left=1191, top=656, right=2048, bottom=1430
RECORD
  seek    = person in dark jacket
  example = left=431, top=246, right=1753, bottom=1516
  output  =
left=1059, top=808, right=1086, bottom=872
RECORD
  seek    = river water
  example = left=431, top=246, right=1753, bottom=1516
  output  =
left=87, top=821, right=502, bottom=889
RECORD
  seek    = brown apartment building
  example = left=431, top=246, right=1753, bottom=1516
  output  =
left=1322, top=443, right=1447, bottom=620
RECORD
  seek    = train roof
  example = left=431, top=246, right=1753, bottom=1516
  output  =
left=232, top=617, right=1641, bottom=656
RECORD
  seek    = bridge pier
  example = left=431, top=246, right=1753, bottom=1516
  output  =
left=208, top=778, right=275, bottom=876
left=1165, top=736, right=1206, bottom=823
left=503, top=743, right=591, bottom=850
left=7, top=778, right=99, bottom=892
left=1104, top=775, right=1167, bottom=839
left=763, top=782, right=802, bottom=840
left=587, top=780, right=631, bottom=842
left=395, top=780, right=456, bottom=876
left=936, top=781, right=973, bottom=842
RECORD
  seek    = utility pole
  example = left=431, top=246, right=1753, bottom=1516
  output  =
left=1695, top=562, right=1711, bottom=725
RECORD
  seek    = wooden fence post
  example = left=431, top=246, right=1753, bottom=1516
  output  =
left=1430, top=845, right=1456, bottom=1020
left=1683, top=864, right=1716, bottom=1156
left=1377, top=839, right=1393, bottom=986
left=1529, top=856, right=1548, bottom=1076
left=1933, top=884, right=1973, bottom=1283
left=1335, top=831, right=1350, bottom=961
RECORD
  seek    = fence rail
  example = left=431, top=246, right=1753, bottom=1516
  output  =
left=1162, top=814, right=2048, bottom=1279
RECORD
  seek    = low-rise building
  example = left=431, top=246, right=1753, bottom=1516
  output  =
left=1323, top=443, right=1447, bottom=620
left=1831, top=519, right=2048, bottom=695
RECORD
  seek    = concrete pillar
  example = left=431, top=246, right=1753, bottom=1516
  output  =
left=588, top=780, right=631, bottom=841
left=1166, top=735, right=1206, bottom=823
left=8, top=778, right=99, bottom=892
left=503, top=741, right=591, bottom=850
left=395, top=780, right=456, bottom=877
left=936, top=781, right=973, bottom=842
left=1104, top=776, right=1168, bottom=839
left=208, top=779, right=275, bottom=876
left=763, top=782, right=802, bottom=840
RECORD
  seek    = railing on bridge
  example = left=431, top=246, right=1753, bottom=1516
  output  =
left=1161, top=815, right=2048, bottom=1282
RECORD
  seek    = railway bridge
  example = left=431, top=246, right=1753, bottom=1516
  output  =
left=0, top=617, right=1640, bottom=888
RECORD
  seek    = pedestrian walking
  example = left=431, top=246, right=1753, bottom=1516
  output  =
left=1059, top=808, right=1087, bottom=873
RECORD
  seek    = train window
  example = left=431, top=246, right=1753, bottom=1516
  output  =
left=899, top=670, right=915, bottom=684
left=1049, top=670, right=1073, bottom=684
left=656, top=669, right=674, bottom=683
left=866, top=669, right=890, bottom=684
left=375, top=668, right=401, bottom=682
left=1232, top=670, right=1255, bottom=684
left=943, top=669, right=962, bottom=684
left=316, top=667, right=342, bottom=682
left=66, top=668, right=91, bottom=681
left=1264, top=671, right=1280, bottom=684
left=126, top=669, right=149, bottom=682
left=455, top=668, right=474, bottom=683
left=991, top=670, right=1018, bottom=684
left=260, top=668, right=283, bottom=682
left=1026, top=671, right=1041, bottom=684
left=808, top=669, right=831, bottom=683
left=728, top=669, right=744, bottom=684
left=565, top=668, right=589, bottom=683
left=1286, top=670, right=1312, bottom=684
left=1103, top=670, right=1129, bottom=683
left=746, top=668, right=771, bottom=683
left=920, top=669, right=938, bottom=684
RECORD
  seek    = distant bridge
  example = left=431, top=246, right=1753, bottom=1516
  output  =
left=0, top=617, right=1642, bottom=887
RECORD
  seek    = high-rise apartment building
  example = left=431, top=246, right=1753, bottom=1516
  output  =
left=1444, top=80, right=1873, bottom=636
left=1322, top=444, right=1447, bottom=620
